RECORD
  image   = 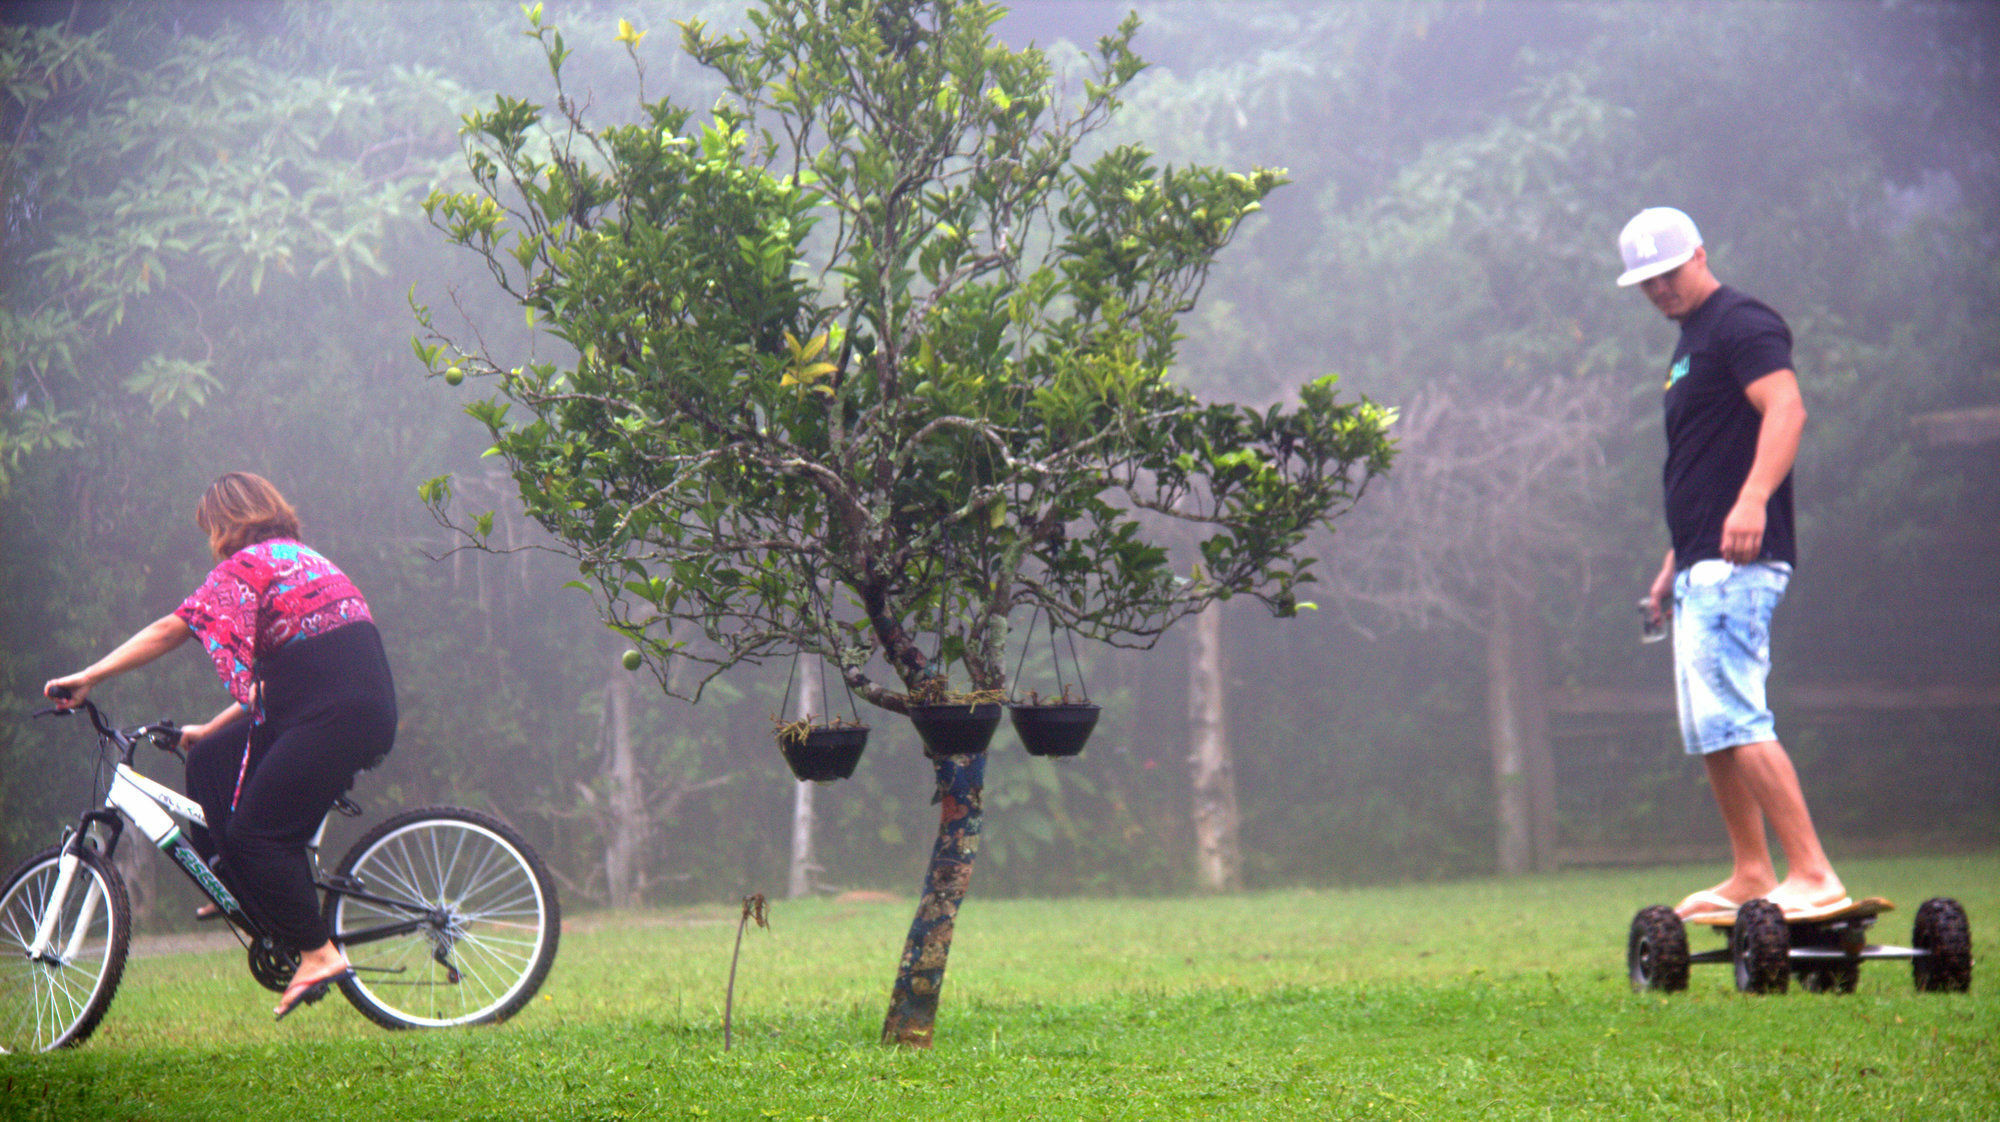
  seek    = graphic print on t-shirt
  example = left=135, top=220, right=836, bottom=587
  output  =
left=1665, top=355, right=1689, bottom=391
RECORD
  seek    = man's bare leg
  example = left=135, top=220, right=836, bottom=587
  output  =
left=1693, top=739, right=1845, bottom=917
left=1677, top=745, right=1780, bottom=916
left=1724, top=739, right=1844, bottom=903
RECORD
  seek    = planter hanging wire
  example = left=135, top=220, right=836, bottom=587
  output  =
left=1006, top=605, right=1100, bottom=758
left=775, top=577, right=870, bottom=782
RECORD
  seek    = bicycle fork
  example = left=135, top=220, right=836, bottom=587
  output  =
left=24, top=842, right=102, bottom=966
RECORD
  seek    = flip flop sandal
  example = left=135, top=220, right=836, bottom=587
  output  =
left=1674, top=888, right=1745, bottom=918
left=274, top=966, right=355, bottom=1021
left=1766, top=892, right=1854, bottom=922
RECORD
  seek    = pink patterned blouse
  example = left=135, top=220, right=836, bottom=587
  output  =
left=174, top=539, right=373, bottom=705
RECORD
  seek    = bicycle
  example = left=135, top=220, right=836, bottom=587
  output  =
left=1, top=694, right=561, bottom=1052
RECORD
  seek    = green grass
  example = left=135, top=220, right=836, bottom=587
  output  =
left=5, top=853, right=1996, bottom=1120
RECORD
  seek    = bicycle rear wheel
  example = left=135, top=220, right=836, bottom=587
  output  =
left=324, top=807, right=559, bottom=1029
left=0, top=844, right=130, bottom=1052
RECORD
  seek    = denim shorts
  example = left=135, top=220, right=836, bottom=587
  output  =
left=1672, top=560, right=1791, bottom=755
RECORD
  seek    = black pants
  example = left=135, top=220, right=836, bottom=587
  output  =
left=185, top=622, right=396, bottom=951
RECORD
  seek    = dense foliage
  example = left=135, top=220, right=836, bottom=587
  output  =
left=417, top=0, right=1394, bottom=713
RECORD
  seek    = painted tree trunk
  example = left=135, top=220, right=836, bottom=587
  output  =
left=1188, top=602, right=1243, bottom=892
left=880, top=752, right=985, bottom=1048
left=788, top=655, right=822, bottom=900
left=604, top=670, right=649, bottom=907
left=1485, top=584, right=1555, bottom=875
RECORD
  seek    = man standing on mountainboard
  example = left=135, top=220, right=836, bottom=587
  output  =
left=1620, top=206, right=1849, bottom=922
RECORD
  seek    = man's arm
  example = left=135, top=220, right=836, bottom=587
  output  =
left=1721, top=369, right=1805, bottom=564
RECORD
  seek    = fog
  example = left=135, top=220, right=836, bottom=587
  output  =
left=2, top=0, right=1994, bottom=916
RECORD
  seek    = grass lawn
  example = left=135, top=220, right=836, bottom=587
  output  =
left=3, top=852, right=1995, bottom=1120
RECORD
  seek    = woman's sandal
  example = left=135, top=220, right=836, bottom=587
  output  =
left=274, top=964, right=355, bottom=1021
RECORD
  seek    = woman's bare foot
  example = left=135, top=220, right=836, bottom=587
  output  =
left=274, top=942, right=352, bottom=1020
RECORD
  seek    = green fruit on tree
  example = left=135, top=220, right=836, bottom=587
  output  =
left=445, top=366, right=465, bottom=386
left=622, top=649, right=643, bottom=671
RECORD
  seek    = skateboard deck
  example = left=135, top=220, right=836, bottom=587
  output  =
left=1689, top=895, right=1893, bottom=928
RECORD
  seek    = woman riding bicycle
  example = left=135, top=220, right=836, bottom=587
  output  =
left=44, top=471, right=397, bottom=1020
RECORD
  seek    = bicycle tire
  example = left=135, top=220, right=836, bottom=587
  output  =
left=0, top=844, right=131, bottom=1052
left=324, top=806, right=559, bottom=1029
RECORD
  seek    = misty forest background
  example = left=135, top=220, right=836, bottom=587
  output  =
left=2, top=0, right=1995, bottom=925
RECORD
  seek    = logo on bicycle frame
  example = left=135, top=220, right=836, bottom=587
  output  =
left=165, top=832, right=240, bottom=912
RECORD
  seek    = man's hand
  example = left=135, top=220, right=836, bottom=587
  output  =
left=1720, top=496, right=1767, bottom=564
left=1645, top=549, right=1675, bottom=627
left=1727, top=369, right=1804, bottom=565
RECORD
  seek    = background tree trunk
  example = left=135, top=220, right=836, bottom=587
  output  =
left=111, top=831, right=155, bottom=928
left=880, top=753, right=984, bottom=1048
left=1485, top=584, right=1555, bottom=875
left=788, top=655, right=821, bottom=899
left=602, top=669, right=648, bottom=907
left=1189, top=603, right=1243, bottom=892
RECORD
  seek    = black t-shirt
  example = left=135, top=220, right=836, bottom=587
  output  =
left=1661, top=285, right=1797, bottom=570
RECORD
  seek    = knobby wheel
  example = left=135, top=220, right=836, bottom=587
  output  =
left=1797, top=963, right=1859, bottom=994
left=0, top=845, right=131, bottom=1052
left=1911, top=897, right=1972, bottom=993
left=1627, top=905, right=1690, bottom=993
left=1731, top=899, right=1790, bottom=995
left=324, top=807, right=560, bottom=1029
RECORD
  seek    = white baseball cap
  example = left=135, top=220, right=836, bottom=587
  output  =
left=1616, top=207, right=1702, bottom=287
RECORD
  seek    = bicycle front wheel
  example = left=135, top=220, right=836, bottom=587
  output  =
left=0, top=844, right=130, bottom=1053
left=325, top=807, right=559, bottom=1029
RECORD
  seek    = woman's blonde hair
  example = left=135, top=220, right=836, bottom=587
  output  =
left=195, top=472, right=300, bottom=559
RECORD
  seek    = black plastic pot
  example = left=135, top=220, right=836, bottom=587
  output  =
left=907, top=703, right=1003, bottom=758
left=777, top=725, right=870, bottom=782
left=1009, top=702, right=1100, bottom=757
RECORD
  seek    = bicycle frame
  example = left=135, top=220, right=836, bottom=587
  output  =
left=12, top=695, right=560, bottom=1049
left=32, top=701, right=431, bottom=962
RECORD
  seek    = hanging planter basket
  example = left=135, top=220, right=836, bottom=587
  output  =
left=776, top=723, right=870, bottom=783
left=1005, top=607, right=1100, bottom=758
left=908, top=702, right=1004, bottom=759
left=775, top=633, right=870, bottom=783
left=1009, top=701, right=1100, bottom=758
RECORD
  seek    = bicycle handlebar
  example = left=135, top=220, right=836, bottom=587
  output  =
left=37, top=688, right=183, bottom=758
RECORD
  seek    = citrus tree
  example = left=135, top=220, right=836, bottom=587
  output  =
left=416, top=0, right=1394, bottom=1047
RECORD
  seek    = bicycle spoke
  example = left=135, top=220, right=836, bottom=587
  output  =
left=330, top=812, right=556, bottom=1029
left=1, top=852, right=124, bottom=1053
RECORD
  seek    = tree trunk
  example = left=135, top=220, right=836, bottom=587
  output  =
left=880, top=752, right=984, bottom=1048
left=1188, top=602, right=1242, bottom=892
left=112, top=829, right=155, bottom=927
left=788, top=655, right=821, bottom=900
left=603, top=670, right=648, bottom=907
left=1486, top=584, right=1555, bottom=875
